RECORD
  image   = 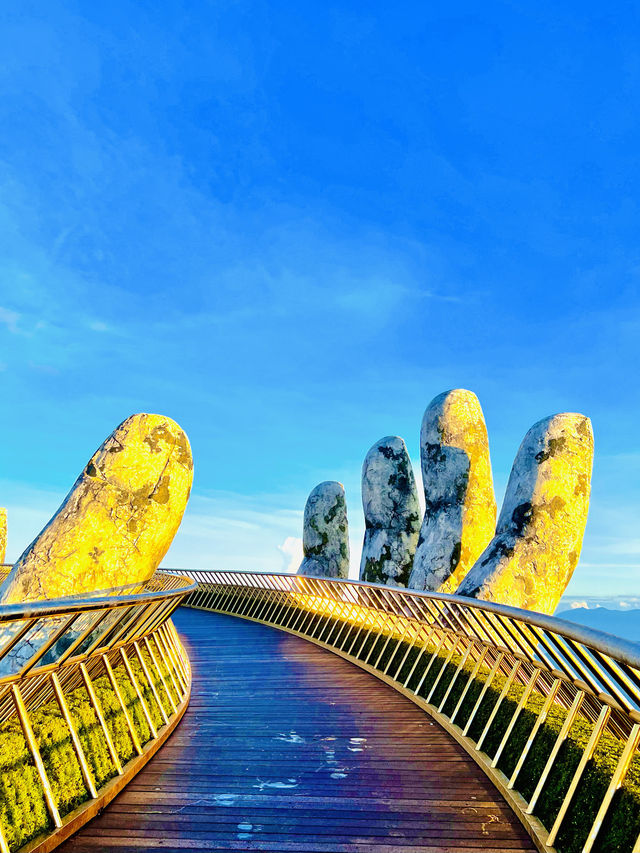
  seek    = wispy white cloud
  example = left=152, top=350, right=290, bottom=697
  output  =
left=278, top=537, right=303, bottom=573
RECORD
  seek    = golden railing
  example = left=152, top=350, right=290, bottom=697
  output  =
left=0, top=567, right=195, bottom=853
left=174, top=568, right=640, bottom=853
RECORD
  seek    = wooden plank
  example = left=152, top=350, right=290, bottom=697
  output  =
left=59, top=609, right=536, bottom=853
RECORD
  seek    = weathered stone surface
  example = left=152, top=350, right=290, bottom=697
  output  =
left=456, top=413, right=593, bottom=614
left=359, top=436, right=420, bottom=587
left=0, top=508, right=6, bottom=564
left=0, top=414, right=193, bottom=605
left=409, top=390, right=496, bottom=593
left=298, top=481, right=349, bottom=579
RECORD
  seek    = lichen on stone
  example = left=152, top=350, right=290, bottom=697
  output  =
left=409, top=389, right=496, bottom=594
left=298, top=482, right=349, bottom=579
left=359, top=436, right=420, bottom=587
left=456, top=412, right=594, bottom=614
left=0, top=413, right=193, bottom=606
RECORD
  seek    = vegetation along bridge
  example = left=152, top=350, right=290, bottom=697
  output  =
left=1, top=569, right=640, bottom=853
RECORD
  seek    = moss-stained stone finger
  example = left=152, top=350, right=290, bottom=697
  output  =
left=297, top=481, right=349, bottom=578
left=0, top=414, right=193, bottom=605
left=359, top=436, right=420, bottom=587
left=409, top=389, right=496, bottom=593
left=456, top=413, right=593, bottom=614
left=0, top=508, right=6, bottom=564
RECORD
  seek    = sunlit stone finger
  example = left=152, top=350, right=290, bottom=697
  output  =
left=409, top=389, right=496, bottom=594
left=0, top=413, right=193, bottom=605
left=456, top=412, right=593, bottom=614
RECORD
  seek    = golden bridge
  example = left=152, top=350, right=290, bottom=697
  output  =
left=1, top=567, right=639, bottom=853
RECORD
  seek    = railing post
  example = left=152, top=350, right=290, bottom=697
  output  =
left=101, top=654, right=143, bottom=756
left=12, top=684, right=62, bottom=828
left=50, top=671, right=98, bottom=798
left=526, top=690, right=584, bottom=815
left=80, top=662, right=124, bottom=775
left=119, top=648, right=157, bottom=739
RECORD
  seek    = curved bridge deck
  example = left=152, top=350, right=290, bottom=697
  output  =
left=60, top=608, right=536, bottom=852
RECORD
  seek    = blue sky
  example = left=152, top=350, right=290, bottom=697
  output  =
left=1, top=1, right=640, bottom=599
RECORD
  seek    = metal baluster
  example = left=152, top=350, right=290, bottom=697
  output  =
left=331, top=586, right=364, bottom=649
left=143, top=636, right=177, bottom=714
left=55, top=609, right=113, bottom=666
left=337, top=585, right=374, bottom=651
left=119, top=648, right=157, bottom=739
left=160, top=623, right=188, bottom=686
left=413, top=633, right=450, bottom=696
left=476, top=660, right=521, bottom=752
left=101, top=655, right=143, bottom=755
left=438, top=641, right=475, bottom=714
left=206, top=582, right=229, bottom=611
left=151, top=632, right=182, bottom=704
left=391, top=621, right=431, bottom=682
left=344, top=589, right=380, bottom=655
left=17, top=613, right=79, bottom=678
left=11, top=684, right=62, bottom=828
left=462, top=652, right=505, bottom=737
left=546, top=704, right=610, bottom=846
left=218, top=580, right=244, bottom=615
left=425, top=637, right=461, bottom=705
left=582, top=723, right=640, bottom=853
left=133, top=641, right=169, bottom=726
left=508, top=677, right=561, bottom=789
left=80, top=663, right=124, bottom=775
left=253, top=579, right=280, bottom=622
left=364, top=604, right=400, bottom=666
left=269, top=580, right=296, bottom=629
left=50, top=672, right=98, bottom=798
left=353, top=593, right=389, bottom=661
left=373, top=614, right=406, bottom=670
left=402, top=627, right=439, bottom=689
left=236, top=584, right=261, bottom=619
left=310, top=582, right=337, bottom=640
left=383, top=613, right=418, bottom=676
left=449, top=647, right=489, bottom=724
left=156, top=628, right=186, bottom=697
left=315, top=583, right=349, bottom=644
left=492, top=667, right=540, bottom=768
left=350, top=589, right=388, bottom=659
left=281, top=588, right=305, bottom=631
left=526, top=690, right=584, bottom=814
left=253, top=582, right=279, bottom=623
left=165, top=622, right=190, bottom=683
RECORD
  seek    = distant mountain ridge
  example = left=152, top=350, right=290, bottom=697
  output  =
left=555, top=607, right=640, bottom=645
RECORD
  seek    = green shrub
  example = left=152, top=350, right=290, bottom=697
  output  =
left=0, top=647, right=180, bottom=851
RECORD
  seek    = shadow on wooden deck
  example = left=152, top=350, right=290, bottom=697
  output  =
left=58, top=607, right=536, bottom=852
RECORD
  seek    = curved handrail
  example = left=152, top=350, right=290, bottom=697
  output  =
left=0, top=573, right=197, bottom=621
left=172, top=568, right=640, bottom=671
left=174, top=568, right=640, bottom=853
left=0, top=569, right=195, bottom=853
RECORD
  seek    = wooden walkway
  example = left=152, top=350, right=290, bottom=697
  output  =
left=60, top=608, right=536, bottom=852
